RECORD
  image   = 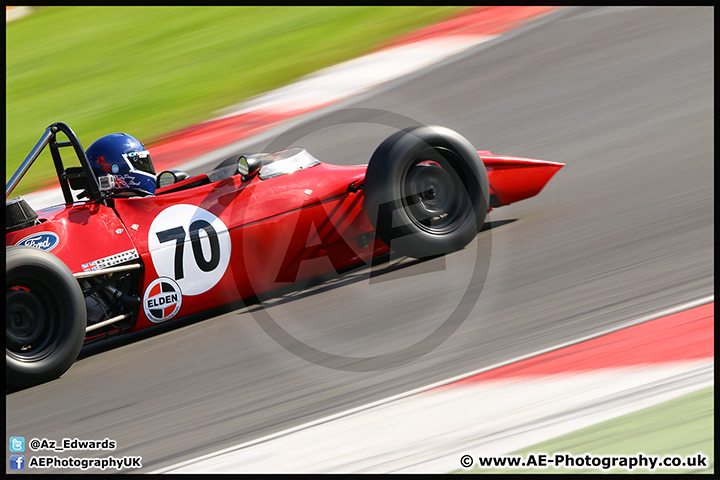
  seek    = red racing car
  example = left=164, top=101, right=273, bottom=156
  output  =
left=6, top=122, right=564, bottom=389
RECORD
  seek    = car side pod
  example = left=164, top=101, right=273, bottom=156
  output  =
left=480, top=152, right=565, bottom=209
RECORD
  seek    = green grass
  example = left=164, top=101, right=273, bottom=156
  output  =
left=457, top=386, right=714, bottom=474
left=7, top=6, right=467, bottom=195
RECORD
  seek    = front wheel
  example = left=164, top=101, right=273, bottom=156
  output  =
left=6, top=246, right=86, bottom=389
left=364, top=125, right=489, bottom=258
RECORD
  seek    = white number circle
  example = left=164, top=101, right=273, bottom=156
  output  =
left=148, top=204, right=231, bottom=296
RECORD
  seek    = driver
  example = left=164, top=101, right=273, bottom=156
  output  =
left=86, top=133, right=156, bottom=197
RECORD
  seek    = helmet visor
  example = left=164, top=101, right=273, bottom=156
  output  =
left=127, top=150, right=156, bottom=175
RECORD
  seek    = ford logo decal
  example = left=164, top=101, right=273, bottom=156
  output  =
left=15, top=231, right=60, bottom=251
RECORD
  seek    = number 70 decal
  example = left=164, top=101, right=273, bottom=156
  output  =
left=148, top=205, right=232, bottom=296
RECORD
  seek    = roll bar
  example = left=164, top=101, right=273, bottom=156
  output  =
left=6, top=122, right=104, bottom=205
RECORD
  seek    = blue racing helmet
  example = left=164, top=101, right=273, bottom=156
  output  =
left=86, top=133, right=156, bottom=196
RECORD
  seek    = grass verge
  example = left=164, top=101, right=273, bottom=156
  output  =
left=7, top=6, right=467, bottom=194
left=457, top=386, right=714, bottom=474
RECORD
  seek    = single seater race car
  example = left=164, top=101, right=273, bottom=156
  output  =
left=6, top=122, right=564, bottom=389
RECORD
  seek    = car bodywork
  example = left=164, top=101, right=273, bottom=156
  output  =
left=6, top=122, right=564, bottom=387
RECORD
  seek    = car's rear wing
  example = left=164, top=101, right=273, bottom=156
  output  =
left=479, top=151, right=565, bottom=209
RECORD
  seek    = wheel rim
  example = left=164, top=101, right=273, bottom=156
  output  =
left=402, top=149, right=471, bottom=235
left=6, top=277, right=64, bottom=362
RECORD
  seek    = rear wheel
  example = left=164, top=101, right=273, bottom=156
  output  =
left=364, top=125, right=489, bottom=258
left=6, top=246, right=86, bottom=389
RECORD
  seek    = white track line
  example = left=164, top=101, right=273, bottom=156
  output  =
left=163, top=362, right=714, bottom=473
left=214, top=35, right=496, bottom=119
left=6, top=7, right=32, bottom=23
left=153, top=295, right=713, bottom=473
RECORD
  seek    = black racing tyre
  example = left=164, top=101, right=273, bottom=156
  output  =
left=364, top=125, right=489, bottom=259
left=6, top=246, right=86, bottom=389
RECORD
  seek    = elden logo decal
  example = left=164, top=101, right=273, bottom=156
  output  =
left=143, top=277, right=182, bottom=323
left=15, top=232, right=60, bottom=251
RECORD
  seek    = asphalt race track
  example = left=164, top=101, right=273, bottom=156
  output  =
left=6, top=7, right=713, bottom=473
